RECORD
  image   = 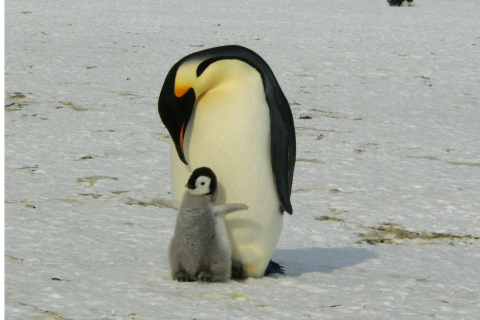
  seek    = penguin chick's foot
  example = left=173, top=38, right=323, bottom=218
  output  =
left=264, top=260, right=286, bottom=276
left=231, top=262, right=248, bottom=280
left=197, top=272, right=213, bottom=283
left=175, top=272, right=193, bottom=282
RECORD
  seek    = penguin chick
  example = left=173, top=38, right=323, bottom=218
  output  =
left=155, top=167, right=248, bottom=282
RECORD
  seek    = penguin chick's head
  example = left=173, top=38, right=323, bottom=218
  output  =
left=186, top=167, right=217, bottom=197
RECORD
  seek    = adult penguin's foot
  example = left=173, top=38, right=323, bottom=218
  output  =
left=264, top=260, right=286, bottom=276
left=231, top=262, right=248, bottom=279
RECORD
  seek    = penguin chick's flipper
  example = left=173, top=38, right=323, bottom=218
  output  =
left=213, top=203, right=249, bottom=217
left=231, top=262, right=248, bottom=280
left=152, top=198, right=181, bottom=211
left=264, top=260, right=286, bottom=276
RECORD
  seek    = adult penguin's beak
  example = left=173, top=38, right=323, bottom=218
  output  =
left=158, top=64, right=196, bottom=165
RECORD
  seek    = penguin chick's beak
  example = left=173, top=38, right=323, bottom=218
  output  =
left=186, top=181, right=196, bottom=190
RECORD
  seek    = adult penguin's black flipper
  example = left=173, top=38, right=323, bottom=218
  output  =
left=263, top=70, right=296, bottom=215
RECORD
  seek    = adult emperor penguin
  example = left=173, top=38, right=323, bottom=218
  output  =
left=158, top=45, right=296, bottom=278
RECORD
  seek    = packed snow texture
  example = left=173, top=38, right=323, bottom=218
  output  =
left=5, top=0, right=480, bottom=319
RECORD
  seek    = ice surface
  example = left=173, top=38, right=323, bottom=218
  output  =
left=5, top=0, right=480, bottom=319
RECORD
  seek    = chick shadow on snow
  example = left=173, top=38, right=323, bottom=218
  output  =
left=271, top=247, right=377, bottom=276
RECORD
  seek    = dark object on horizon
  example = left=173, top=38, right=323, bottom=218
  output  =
left=388, top=0, right=413, bottom=6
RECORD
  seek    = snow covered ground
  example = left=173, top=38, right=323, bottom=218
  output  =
left=4, top=0, right=480, bottom=319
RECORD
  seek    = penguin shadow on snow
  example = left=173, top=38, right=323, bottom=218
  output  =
left=272, top=247, right=377, bottom=276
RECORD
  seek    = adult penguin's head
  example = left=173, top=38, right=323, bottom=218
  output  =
left=158, top=45, right=270, bottom=165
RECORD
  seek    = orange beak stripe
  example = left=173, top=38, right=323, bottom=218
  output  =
left=180, top=123, right=185, bottom=153
left=174, top=85, right=190, bottom=98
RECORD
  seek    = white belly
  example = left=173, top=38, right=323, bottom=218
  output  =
left=170, top=65, right=283, bottom=276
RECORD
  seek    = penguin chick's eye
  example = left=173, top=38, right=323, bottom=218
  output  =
left=187, top=176, right=212, bottom=196
left=196, top=177, right=210, bottom=189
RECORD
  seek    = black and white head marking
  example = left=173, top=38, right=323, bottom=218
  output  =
left=187, top=175, right=211, bottom=196
left=186, top=167, right=217, bottom=196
